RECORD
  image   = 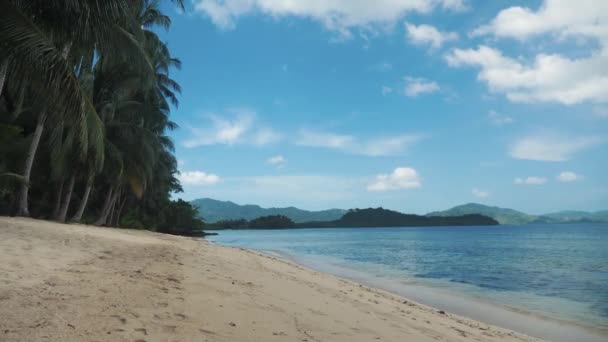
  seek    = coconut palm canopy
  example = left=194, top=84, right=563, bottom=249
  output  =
left=0, top=0, right=203, bottom=234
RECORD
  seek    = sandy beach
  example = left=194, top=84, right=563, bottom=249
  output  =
left=0, top=217, right=539, bottom=342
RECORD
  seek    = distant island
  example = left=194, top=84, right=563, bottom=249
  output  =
left=206, top=208, right=498, bottom=229
left=428, top=203, right=608, bottom=225
left=193, top=198, right=608, bottom=226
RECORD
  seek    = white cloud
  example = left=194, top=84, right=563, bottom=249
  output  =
left=472, top=188, right=490, bottom=198
left=267, top=155, right=287, bottom=169
left=488, top=110, right=514, bottom=125
left=404, top=77, right=440, bottom=97
left=368, top=167, right=422, bottom=191
left=296, top=129, right=421, bottom=156
left=451, top=1, right=608, bottom=105
left=252, top=128, right=282, bottom=146
left=381, top=86, right=393, bottom=95
left=471, top=0, right=608, bottom=44
left=514, top=176, right=548, bottom=185
left=178, top=171, right=220, bottom=186
left=183, top=108, right=281, bottom=148
left=405, top=22, right=458, bottom=48
left=557, top=171, right=582, bottom=182
left=509, top=134, right=603, bottom=161
left=194, top=0, right=467, bottom=36
left=445, top=45, right=608, bottom=105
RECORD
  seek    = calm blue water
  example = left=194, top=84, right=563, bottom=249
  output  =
left=209, top=224, right=608, bottom=332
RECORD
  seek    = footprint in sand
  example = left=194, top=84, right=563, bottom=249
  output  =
left=134, top=328, right=147, bottom=335
left=110, top=315, right=127, bottom=324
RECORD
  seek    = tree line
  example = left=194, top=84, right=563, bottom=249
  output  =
left=205, top=209, right=498, bottom=230
left=0, top=0, right=204, bottom=234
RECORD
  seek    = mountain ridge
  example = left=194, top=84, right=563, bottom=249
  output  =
left=190, top=198, right=346, bottom=223
left=428, top=203, right=608, bottom=225
left=191, top=198, right=608, bottom=225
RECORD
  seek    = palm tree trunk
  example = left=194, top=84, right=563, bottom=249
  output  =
left=107, top=188, right=121, bottom=227
left=71, top=173, right=94, bottom=222
left=51, top=178, right=65, bottom=219
left=17, top=113, right=46, bottom=217
left=94, top=186, right=114, bottom=226
left=56, top=173, right=75, bottom=222
left=114, top=196, right=127, bottom=227
left=9, top=86, right=25, bottom=121
left=0, top=59, right=8, bottom=96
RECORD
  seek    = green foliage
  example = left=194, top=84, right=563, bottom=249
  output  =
left=157, top=199, right=205, bottom=235
left=0, top=1, right=202, bottom=235
left=300, top=208, right=498, bottom=228
left=207, top=216, right=296, bottom=229
left=248, top=215, right=296, bottom=229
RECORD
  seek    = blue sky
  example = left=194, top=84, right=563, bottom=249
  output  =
left=160, top=0, right=607, bottom=214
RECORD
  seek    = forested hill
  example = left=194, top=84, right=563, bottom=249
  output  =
left=191, top=198, right=346, bottom=223
left=428, top=203, right=608, bottom=225
left=300, top=208, right=499, bottom=228
left=208, top=208, right=499, bottom=229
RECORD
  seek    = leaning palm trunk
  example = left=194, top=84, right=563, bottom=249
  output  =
left=16, top=42, right=71, bottom=217
left=94, top=186, right=115, bottom=226
left=0, top=59, right=8, bottom=96
left=71, top=172, right=94, bottom=222
left=9, top=86, right=25, bottom=121
left=56, top=173, right=75, bottom=222
left=51, top=178, right=65, bottom=219
left=113, top=195, right=128, bottom=227
left=106, top=188, right=121, bottom=227
left=17, top=113, right=46, bottom=216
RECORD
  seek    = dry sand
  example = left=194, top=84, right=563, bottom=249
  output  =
left=0, top=217, right=540, bottom=342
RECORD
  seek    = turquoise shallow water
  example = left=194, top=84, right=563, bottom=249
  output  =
left=208, top=224, right=608, bottom=337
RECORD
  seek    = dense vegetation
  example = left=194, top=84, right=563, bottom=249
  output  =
left=300, top=208, right=498, bottom=228
left=0, top=0, right=204, bottom=235
left=207, top=209, right=497, bottom=229
left=209, top=215, right=296, bottom=230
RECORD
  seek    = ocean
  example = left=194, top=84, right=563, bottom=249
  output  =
left=208, top=223, right=608, bottom=342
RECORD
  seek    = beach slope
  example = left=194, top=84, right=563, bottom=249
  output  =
left=0, top=217, right=537, bottom=342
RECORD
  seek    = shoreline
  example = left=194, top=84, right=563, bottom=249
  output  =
left=220, top=245, right=608, bottom=342
left=268, top=249, right=607, bottom=342
left=0, top=217, right=569, bottom=341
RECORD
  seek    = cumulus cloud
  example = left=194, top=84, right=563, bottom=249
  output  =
left=449, top=1, right=608, bottom=105
left=296, top=129, right=421, bottom=156
left=368, top=167, right=422, bottom=191
left=183, top=108, right=281, bottom=148
left=445, top=45, right=608, bottom=105
left=471, top=0, right=608, bottom=43
left=509, top=134, right=603, bottom=161
left=194, top=0, right=467, bottom=36
left=404, top=77, right=440, bottom=97
left=514, top=176, right=548, bottom=185
left=178, top=171, right=220, bottom=186
left=405, top=22, right=458, bottom=48
left=557, top=171, right=582, bottom=182
left=381, top=86, right=393, bottom=95
left=488, top=110, right=514, bottom=125
left=472, top=188, right=490, bottom=198
left=267, top=155, right=287, bottom=169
